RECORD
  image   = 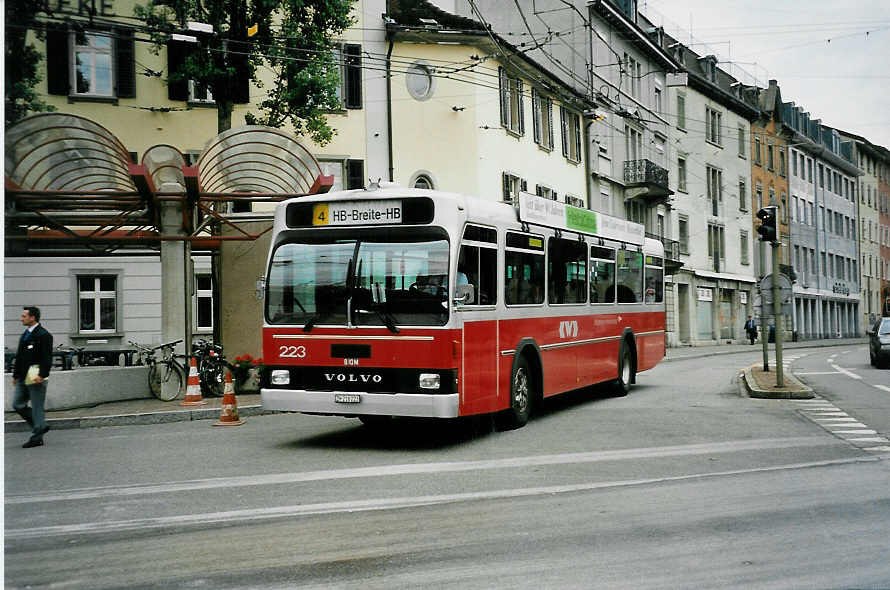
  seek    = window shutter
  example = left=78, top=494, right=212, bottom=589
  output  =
left=344, top=44, right=362, bottom=109
left=115, top=29, right=136, bottom=98
left=231, top=41, right=251, bottom=104
left=346, top=159, right=364, bottom=189
left=520, top=179, right=527, bottom=193
left=45, top=25, right=69, bottom=95
left=547, top=98, right=554, bottom=149
left=535, top=184, right=542, bottom=197
left=499, top=68, right=509, bottom=128
left=167, top=41, right=189, bottom=101
left=574, top=113, right=582, bottom=162
left=531, top=89, right=540, bottom=144
left=517, top=79, right=525, bottom=135
left=561, top=106, right=569, bottom=158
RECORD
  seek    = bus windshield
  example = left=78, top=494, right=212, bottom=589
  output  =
left=266, top=232, right=450, bottom=328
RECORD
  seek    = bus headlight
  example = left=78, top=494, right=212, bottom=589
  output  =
left=419, top=373, right=440, bottom=390
left=271, top=370, right=290, bottom=385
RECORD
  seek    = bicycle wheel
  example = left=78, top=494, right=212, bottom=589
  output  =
left=151, top=362, right=186, bottom=401
left=200, top=361, right=225, bottom=397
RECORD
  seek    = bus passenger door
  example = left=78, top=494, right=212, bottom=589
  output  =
left=461, top=320, right=499, bottom=414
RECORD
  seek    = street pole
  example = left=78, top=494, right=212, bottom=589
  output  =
left=760, top=240, right=769, bottom=372
left=772, top=242, right=784, bottom=387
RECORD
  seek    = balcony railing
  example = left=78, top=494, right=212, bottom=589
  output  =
left=624, top=159, right=670, bottom=191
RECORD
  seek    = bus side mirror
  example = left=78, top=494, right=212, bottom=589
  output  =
left=454, top=283, right=474, bottom=305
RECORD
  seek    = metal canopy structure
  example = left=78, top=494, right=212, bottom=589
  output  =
left=5, top=114, right=333, bottom=255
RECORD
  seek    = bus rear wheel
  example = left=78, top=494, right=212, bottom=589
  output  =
left=498, top=355, right=532, bottom=430
left=614, top=342, right=634, bottom=397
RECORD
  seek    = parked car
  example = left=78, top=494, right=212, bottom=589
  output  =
left=869, top=317, right=890, bottom=368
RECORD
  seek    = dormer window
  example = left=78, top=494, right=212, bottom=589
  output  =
left=615, top=0, right=637, bottom=22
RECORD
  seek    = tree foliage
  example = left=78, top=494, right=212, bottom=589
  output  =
left=135, top=0, right=355, bottom=140
left=5, top=0, right=56, bottom=127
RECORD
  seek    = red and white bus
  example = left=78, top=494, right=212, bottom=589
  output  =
left=261, top=185, right=665, bottom=428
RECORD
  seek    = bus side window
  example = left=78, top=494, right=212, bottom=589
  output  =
left=505, top=251, right=544, bottom=305
left=590, top=246, right=616, bottom=304
left=616, top=249, right=643, bottom=303
left=548, top=237, right=587, bottom=304
left=645, top=255, right=664, bottom=303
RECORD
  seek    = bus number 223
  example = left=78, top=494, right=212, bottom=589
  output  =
left=279, top=345, right=307, bottom=358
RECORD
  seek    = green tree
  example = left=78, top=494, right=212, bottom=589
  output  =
left=5, top=0, right=56, bottom=126
left=135, top=0, right=355, bottom=141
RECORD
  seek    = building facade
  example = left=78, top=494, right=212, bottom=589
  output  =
left=782, top=102, right=861, bottom=338
left=662, top=41, right=759, bottom=345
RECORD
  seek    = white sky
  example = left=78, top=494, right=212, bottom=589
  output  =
left=642, top=0, right=890, bottom=149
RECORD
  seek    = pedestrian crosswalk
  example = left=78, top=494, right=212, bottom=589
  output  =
left=794, top=398, right=890, bottom=452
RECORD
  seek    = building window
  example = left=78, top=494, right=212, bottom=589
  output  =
left=342, top=44, right=363, bottom=109
left=77, top=275, right=117, bottom=333
left=535, top=184, right=557, bottom=200
left=654, top=85, right=663, bottom=114
left=499, top=67, right=524, bottom=136
left=792, top=150, right=798, bottom=177
left=754, top=135, right=762, bottom=165
left=73, top=31, right=113, bottom=96
left=676, top=94, right=686, bottom=130
left=706, top=107, right=722, bottom=146
left=677, top=156, right=687, bottom=192
left=623, top=53, right=642, bottom=98
left=707, top=165, right=723, bottom=216
left=195, top=274, right=214, bottom=332
left=188, top=79, right=214, bottom=104
left=739, top=178, right=747, bottom=211
left=406, top=62, right=434, bottom=100
left=740, top=230, right=749, bottom=265
left=708, top=223, right=725, bottom=271
left=626, top=125, right=643, bottom=162
left=738, top=126, right=746, bottom=158
left=779, top=148, right=786, bottom=176
left=679, top=215, right=689, bottom=254
left=46, top=26, right=136, bottom=100
left=756, top=185, right=763, bottom=209
left=565, top=194, right=584, bottom=208
left=502, top=172, right=526, bottom=202
left=532, top=88, right=554, bottom=150
left=767, top=142, right=775, bottom=171
left=561, top=107, right=582, bottom=162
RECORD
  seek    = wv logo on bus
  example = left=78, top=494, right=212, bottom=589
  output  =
left=559, top=320, right=579, bottom=339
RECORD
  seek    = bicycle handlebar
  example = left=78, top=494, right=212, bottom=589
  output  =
left=151, top=339, right=184, bottom=352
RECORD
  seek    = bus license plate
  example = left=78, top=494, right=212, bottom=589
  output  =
left=334, top=394, right=362, bottom=404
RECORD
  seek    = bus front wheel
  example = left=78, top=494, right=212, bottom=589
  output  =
left=614, top=341, right=635, bottom=397
left=498, top=355, right=532, bottom=430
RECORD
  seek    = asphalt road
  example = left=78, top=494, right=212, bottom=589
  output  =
left=5, top=346, right=890, bottom=589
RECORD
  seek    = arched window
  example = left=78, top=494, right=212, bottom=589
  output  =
left=413, top=174, right=433, bottom=189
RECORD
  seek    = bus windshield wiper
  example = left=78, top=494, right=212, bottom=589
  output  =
left=371, top=304, right=400, bottom=333
left=302, top=311, right=329, bottom=332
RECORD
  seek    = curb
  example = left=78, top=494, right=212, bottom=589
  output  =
left=665, top=339, right=866, bottom=363
left=741, top=366, right=814, bottom=400
left=4, top=404, right=278, bottom=432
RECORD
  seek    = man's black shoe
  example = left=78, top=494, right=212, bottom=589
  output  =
left=22, top=439, right=44, bottom=448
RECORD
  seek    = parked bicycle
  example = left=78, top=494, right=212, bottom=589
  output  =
left=129, top=339, right=186, bottom=401
left=191, top=338, right=226, bottom=397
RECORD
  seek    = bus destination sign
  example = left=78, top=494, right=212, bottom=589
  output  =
left=313, top=200, right=402, bottom=226
left=518, top=192, right=644, bottom=245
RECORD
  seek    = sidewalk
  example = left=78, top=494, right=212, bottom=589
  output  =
left=4, top=338, right=867, bottom=432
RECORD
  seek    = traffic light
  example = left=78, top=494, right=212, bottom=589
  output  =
left=756, top=206, right=778, bottom=243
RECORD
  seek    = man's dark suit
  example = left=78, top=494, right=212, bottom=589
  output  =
left=13, top=324, right=53, bottom=382
left=13, top=324, right=53, bottom=439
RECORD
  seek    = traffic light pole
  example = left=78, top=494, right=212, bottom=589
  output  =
left=760, top=240, right=769, bottom=372
left=771, top=242, right=784, bottom=387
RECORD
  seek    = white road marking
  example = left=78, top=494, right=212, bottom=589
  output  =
left=874, top=385, right=890, bottom=393
left=5, top=455, right=879, bottom=541
left=817, top=422, right=867, bottom=428
left=795, top=371, right=842, bottom=376
left=864, top=446, right=890, bottom=452
left=829, top=364, right=862, bottom=380
left=805, top=412, right=848, bottom=417
left=831, top=429, right=878, bottom=435
left=4, top=437, right=840, bottom=506
left=848, top=437, right=889, bottom=443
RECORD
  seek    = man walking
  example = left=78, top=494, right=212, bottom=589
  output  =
left=744, top=315, right=757, bottom=345
left=12, top=306, right=53, bottom=448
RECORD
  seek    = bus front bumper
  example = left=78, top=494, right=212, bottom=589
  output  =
left=261, top=388, right=460, bottom=418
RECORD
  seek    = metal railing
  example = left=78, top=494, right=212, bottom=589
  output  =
left=623, top=159, right=669, bottom=190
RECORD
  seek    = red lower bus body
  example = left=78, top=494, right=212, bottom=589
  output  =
left=262, top=310, right=664, bottom=418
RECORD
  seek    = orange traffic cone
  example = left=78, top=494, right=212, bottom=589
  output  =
left=213, top=370, right=245, bottom=426
left=181, top=357, right=207, bottom=406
